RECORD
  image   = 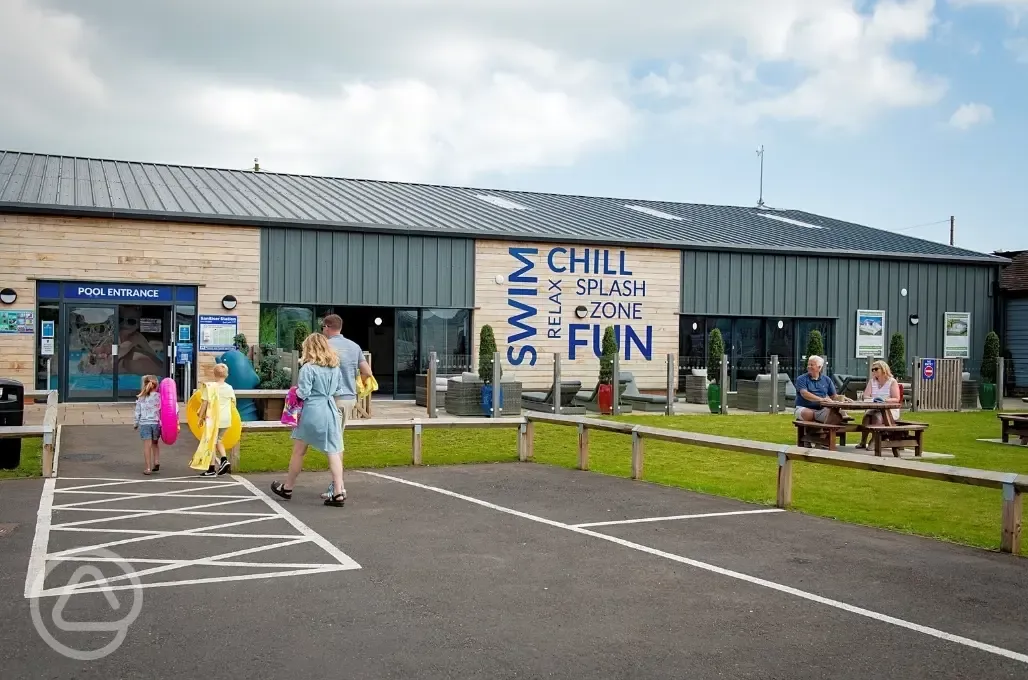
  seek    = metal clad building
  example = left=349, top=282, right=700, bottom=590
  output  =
left=998, top=250, right=1028, bottom=393
left=0, top=149, right=1008, bottom=401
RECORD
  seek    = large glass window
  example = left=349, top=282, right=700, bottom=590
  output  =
left=766, top=318, right=796, bottom=380
left=276, top=307, right=314, bottom=351
left=420, top=309, right=471, bottom=375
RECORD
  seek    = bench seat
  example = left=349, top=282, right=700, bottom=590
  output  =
left=861, top=421, right=927, bottom=457
left=997, top=413, right=1028, bottom=445
left=793, top=420, right=860, bottom=451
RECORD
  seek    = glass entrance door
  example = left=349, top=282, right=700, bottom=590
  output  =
left=116, top=305, right=172, bottom=400
left=65, top=305, right=118, bottom=401
left=395, top=309, right=419, bottom=398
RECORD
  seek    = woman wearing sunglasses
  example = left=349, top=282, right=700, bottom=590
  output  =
left=856, top=360, right=902, bottom=449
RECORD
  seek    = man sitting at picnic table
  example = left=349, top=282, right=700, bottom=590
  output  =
left=795, top=355, right=850, bottom=424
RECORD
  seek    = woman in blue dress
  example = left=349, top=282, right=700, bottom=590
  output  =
left=271, top=333, right=347, bottom=506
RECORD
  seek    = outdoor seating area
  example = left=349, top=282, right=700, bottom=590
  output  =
left=793, top=400, right=930, bottom=457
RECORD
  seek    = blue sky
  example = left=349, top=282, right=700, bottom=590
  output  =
left=474, top=2, right=1027, bottom=255
left=1, top=0, right=1024, bottom=256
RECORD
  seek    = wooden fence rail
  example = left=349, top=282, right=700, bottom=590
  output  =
left=523, top=413, right=1028, bottom=555
left=0, top=389, right=60, bottom=477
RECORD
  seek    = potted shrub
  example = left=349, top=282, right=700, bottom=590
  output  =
left=255, top=343, right=291, bottom=420
left=888, top=332, right=905, bottom=380
left=597, top=326, right=617, bottom=414
left=805, top=329, right=824, bottom=363
left=478, top=325, right=501, bottom=415
left=980, top=331, right=1001, bottom=410
left=706, top=328, right=725, bottom=413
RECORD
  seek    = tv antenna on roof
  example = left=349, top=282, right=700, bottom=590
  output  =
left=755, top=145, right=766, bottom=208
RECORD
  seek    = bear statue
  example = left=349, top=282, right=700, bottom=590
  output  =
left=215, top=349, right=260, bottom=421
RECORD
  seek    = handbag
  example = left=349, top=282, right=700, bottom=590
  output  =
left=281, top=385, right=304, bottom=427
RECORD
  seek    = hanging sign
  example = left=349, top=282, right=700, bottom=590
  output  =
left=943, top=312, right=970, bottom=358
left=855, top=309, right=885, bottom=358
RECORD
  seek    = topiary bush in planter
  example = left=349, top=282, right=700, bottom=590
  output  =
left=805, top=330, right=824, bottom=363
left=980, top=331, right=1001, bottom=409
left=707, top=328, right=725, bottom=413
left=888, top=332, right=905, bottom=380
left=598, top=326, right=617, bottom=413
left=292, top=322, right=311, bottom=352
left=478, top=325, right=500, bottom=414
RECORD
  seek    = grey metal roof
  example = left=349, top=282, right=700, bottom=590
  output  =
left=0, top=150, right=1005, bottom=264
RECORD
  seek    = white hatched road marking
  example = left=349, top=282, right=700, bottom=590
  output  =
left=25, top=476, right=360, bottom=598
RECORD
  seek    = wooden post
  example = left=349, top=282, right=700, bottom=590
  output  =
left=229, top=443, right=240, bottom=469
left=518, top=422, right=528, bottom=462
left=631, top=428, right=644, bottom=480
left=41, top=390, right=58, bottom=477
left=776, top=450, right=793, bottom=508
left=427, top=351, right=438, bottom=419
left=1001, top=482, right=1022, bottom=554
left=577, top=423, right=589, bottom=470
left=612, top=352, right=621, bottom=416
left=412, top=419, right=423, bottom=465
left=720, top=353, right=729, bottom=414
left=553, top=352, right=562, bottom=415
left=665, top=353, right=675, bottom=416
left=525, top=420, right=535, bottom=461
left=492, top=351, right=502, bottom=418
left=770, top=354, right=779, bottom=414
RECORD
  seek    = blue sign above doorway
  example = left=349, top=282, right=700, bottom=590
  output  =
left=62, top=282, right=173, bottom=302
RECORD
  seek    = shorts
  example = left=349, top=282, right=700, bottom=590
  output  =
left=334, top=398, right=357, bottom=452
left=139, top=423, right=161, bottom=441
left=795, top=406, right=829, bottom=423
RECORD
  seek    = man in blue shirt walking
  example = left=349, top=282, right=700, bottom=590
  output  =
left=794, top=355, right=849, bottom=424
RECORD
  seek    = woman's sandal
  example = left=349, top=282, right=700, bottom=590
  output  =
left=270, top=481, right=292, bottom=500
left=324, top=492, right=346, bottom=507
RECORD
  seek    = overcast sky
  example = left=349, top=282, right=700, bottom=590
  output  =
left=1, top=0, right=1025, bottom=253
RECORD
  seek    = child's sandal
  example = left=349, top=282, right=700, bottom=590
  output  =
left=270, top=481, right=292, bottom=500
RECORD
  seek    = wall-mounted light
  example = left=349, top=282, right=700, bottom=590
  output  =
left=374, top=317, right=383, bottom=326
left=901, top=288, right=908, bottom=297
left=495, top=274, right=505, bottom=284
left=221, top=295, right=237, bottom=310
left=692, top=322, right=698, bottom=331
left=777, top=320, right=784, bottom=329
left=0, top=288, right=16, bottom=305
left=909, top=314, right=919, bottom=326
left=575, top=305, right=588, bottom=319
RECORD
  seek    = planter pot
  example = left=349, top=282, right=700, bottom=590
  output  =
left=263, top=398, right=285, bottom=422
left=979, top=382, right=997, bottom=410
left=481, top=384, right=504, bottom=416
left=707, top=383, right=721, bottom=414
left=598, top=383, right=613, bottom=414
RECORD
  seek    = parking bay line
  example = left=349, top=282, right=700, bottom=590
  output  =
left=359, top=470, right=1028, bottom=666
left=572, top=508, right=785, bottom=528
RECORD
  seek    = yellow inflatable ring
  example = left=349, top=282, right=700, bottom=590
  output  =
left=186, top=389, right=242, bottom=449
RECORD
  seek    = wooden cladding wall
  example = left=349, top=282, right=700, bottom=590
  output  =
left=0, top=214, right=260, bottom=384
left=260, top=228, right=475, bottom=308
left=474, top=240, right=680, bottom=390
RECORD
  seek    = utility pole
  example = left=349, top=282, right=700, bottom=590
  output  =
left=950, top=215, right=954, bottom=246
left=756, top=145, right=765, bottom=208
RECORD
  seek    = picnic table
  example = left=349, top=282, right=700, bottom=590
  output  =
left=794, top=398, right=927, bottom=457
left=997, top=413, right=1028, bottom=445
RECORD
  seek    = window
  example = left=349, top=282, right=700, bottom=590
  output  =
left=276, top=307, right=314, bottom=351
left=758, top=213, right=823, bottom=230
left=420, top=309, right=471, bottom=374
left=474, top=194, right=532, bottom=211
left=625, top=204, right=686, bottom=221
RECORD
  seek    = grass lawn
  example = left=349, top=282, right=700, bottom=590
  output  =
left=0, top=438, right=43, bottom=480
left=238, top=409, right=1028, bottom=555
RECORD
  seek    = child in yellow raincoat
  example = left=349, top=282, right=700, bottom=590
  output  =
left=190, top=363, right=238, bottom=476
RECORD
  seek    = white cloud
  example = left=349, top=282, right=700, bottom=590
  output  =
left=948, top=102, right=994, bottom=129
left=0, top=0, right=953, bottom=181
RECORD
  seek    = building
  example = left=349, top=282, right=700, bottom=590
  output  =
left=0, top=150, right=1008, bottom=403
left=997, top=249, right=1028, bottom=395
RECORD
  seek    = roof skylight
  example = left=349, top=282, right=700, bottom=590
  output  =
left=475, top=194, right=532, bottom=211
left=758, top=213, right=823, bottom=229
left=625, top=204, right=685, bottom=221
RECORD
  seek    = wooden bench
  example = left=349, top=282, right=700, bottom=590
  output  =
left=861, top=421, right=927, bottom=458
left=997, top=413, right=1028, bottom=445
left=793, top=419, right=859, bottom=451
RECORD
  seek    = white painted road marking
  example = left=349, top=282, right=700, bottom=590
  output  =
left=572, top=508, right=785, bottom=528
left=25, top=476, right=360, bottom=599
left=359, top=470, right=1028, bottom=666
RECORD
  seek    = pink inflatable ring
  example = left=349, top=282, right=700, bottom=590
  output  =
left=159, top=377, right=180, bottom=445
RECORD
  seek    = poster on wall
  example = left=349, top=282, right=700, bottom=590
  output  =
left=198, top=315, right=238, bottom=352
left=943, top=312, right=971, bottom=358
left=0, top=310, right=34, bottom=334
left=855, top=309, right=885, bottom=358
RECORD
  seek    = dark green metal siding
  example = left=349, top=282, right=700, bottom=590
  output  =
left=261, top=228, right=475, bottom=308
left=681, top=251, right=997, bottom=373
